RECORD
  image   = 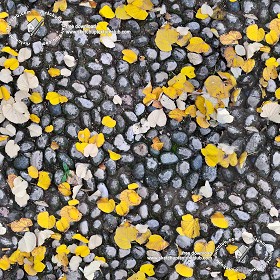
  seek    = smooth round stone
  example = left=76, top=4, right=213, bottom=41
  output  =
left=63, top=103, right=79, bottom=119
left=160, top=153, right=178, bottom=164
left=13, top=156, right=29, bottom=170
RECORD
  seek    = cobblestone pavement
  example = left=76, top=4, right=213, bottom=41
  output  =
left=0, top=0, right=279, bottom=279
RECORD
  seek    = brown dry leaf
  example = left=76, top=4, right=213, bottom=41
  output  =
left=263, top=66, right=278, bottom=81
left=269, top=18, right=280, bottom=35
left=9, top=218, right=33, bottom=232
left=152, top=100, right=163, bottom=108
left=223, top=47, right=244, bottom=67
left=220, top=31, right=242, bottom=45
left=50, top=141, right=59, bottom=150
left=7, top=174, right=17, bottom=188
left=79, top=0, right=97, bottom=8
left=204, top=75, right=226, bottom=98
left=211, top=6, right=226, bottom=20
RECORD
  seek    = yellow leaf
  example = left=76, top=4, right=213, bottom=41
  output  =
left=53, top=0, right=67, bottom=13
left=263, top=66, right=278, bottom=81
left=187, top=37, right=210, bottom=53
left=33, top=260, right=45, bottom=273
left=9, top=250, right=29, bottom=265
left=175, top=263, right=193, bottom=277
left=140, top=263, right=155, bottom=276
left=211, top=212, right=229, bottom=228
left=56, top=244, right=70, bottom=254
left=266, top=57, right=279, bottom=67
left=185, top=105, right=197, bottom=118
left=108, top=150, right=122, bottom=160
left=99, top=5, right=115, bottom=19
left=125, top=4, right=148, bottom=20
left=246, top=24, right=265, bottom=42
left=155, top=24, right=179, bottom=52
left=265, top=30, right=279, bottom=45
left=119, top=189, right=142, bottom=206
left=0, top=135, right=8, bottom=142
left=0, top=19, right=11, bottom=35
left=241, top=59, right=255, bottom=73
left=122, top=49, right=138, bottom=63
left=0, top=86, right=10, bottom=100
left=29, top=92, right=43, bottom=104
left=1, top=46, right=18, bottom=56
left=60, top=205, right=82, bottom=222
left=75, top=245, right=90, bottom=257
left=128, top=183, right=139, bottom=189
left=24, top=69, right=35, bottom=75
left=37, top=211, right=56, bottom=229
left=75, top=142, right=88, bottom=153
left=30, top=114, right=40, bottom=123
left=56, top=217, right=70, bottom=232
left=26, top=10, right=43, bottom=23
left=4, top=58, right=19, bottom=70
left=45, top=125, right=54, bottom=133
left=275, top=135, right=280, bottom=142
left=0, top=12, right=9, bottom=19
left=224, top=269, right=246, bottom=280
left=24, top=263, right=37, bottom=276
left=204, top=75, right=226, bottom=98
left=51, top=233, right=61, bottom=240
left=115, top=201, right=130, bottom=216
left=68, top=199, right=79, bottom=206
left=275, top=88, right=280, bottom=99
left=192, top=194, right=203, bottom=202
left=169, top=109, right=186, bottom=122
left=201, top=144, right=225, bottom=167
left=28, top=166, right=39, bottom=179
left=97, top=197, right=115, bottom=213
left=115, top=5, right=131, bottom=19
left=145, top=234, right=169, bottom=251
left=220, top=31, right=242, bottom=45
left=9, top=218, right=33, bottom=232
left=114, top=222, right=138, bottom=249
left=223, top=46, right=244, bottom=68
left=58, top=182, right=71, bottom=196
left=88, top=133, right=105, bottom=147
left=37, top=171, right=51, bottom=190
left=270, top=18, right=280, bottom=35
left=226, top=244, right=238, bottom=254
left=196, top=8, right=208, bottom=20
left=197, top=115, right=210, bottom=128
left=0, top=256, right=11, bottom=270
left=46, top=92, right=68, bottom=105
left=176, top=214, right=200, bottom=238
left=238, top=151, right=247, bottom=168
left=102, top=116, right=116, bottom=128
left=181, top=66, right=196, bottom=78
left=78, top=128, right=91, bottom=143
left=32, top=246, right=46, bottom=261
left=72, top=233, right=89, bottom=243
left=194, top=240, right=215, bottom=258
left=128, top=271, right=146, bottom=280
left=48, top=68, right=61, bottom=77
left=94, top=256, right=105, bottom=263
left=276, top=258, right=280, bottom=268
left=136, top=229, right=151, bottom=245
